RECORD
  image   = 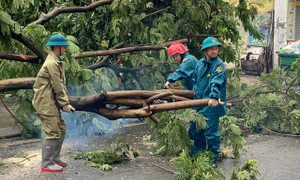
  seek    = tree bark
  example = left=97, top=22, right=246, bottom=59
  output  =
left=10, top=32, right=45, bottom=60
left=0, top=78, right=36, bottom=92
left=68, top=90, right=207, bottom=121
left=0, top=53, right=39, bottom=63
left=87, top=41, right=126, bottom=70
left=0, top=78, right=232, bottom=123
left=0, top=78, right=194, bottom=98
left=97, top=99, right=209, bottom=120
left=0, top=35, right=213, bottom=63
left=72, top=38, right=189, bottom=59
left=30, top=0, right=115, bottom=25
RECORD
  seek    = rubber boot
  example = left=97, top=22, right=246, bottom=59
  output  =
left=41, top=139, right=64, bottom=172
left=53, top=135, right=67, bottom=167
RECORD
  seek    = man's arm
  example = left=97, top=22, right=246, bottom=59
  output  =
left=47, top=63, right=69, bottom=107
left=167, top=61, right=194, bottom=82
left=209, top=63, right=226, bottom=100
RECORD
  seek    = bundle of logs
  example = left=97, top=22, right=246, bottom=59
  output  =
left=0, top=78, right=231, bottom=123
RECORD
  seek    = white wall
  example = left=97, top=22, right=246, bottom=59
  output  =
left=273, top=0, right=288, bottom=67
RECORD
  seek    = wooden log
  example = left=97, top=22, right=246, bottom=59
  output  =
left=146, top=91, right=173, bottom=105
left=106, top=98, right=147, bottom=107
left=0, top=78, right=36, bottom=92
left=162, top=95, right=189, bottom=101
left=0, top=78, right=195, bottom=99
left=69, top=92, right=107, bottom=111
left=98, top=99, right=210, bottom=119
left=105, top=89, right=194, bottom=100
left=0, top=78, right=233, bottom=123
left=150, top=115, right=160, bottom=123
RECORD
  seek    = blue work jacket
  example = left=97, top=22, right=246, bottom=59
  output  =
left=193, top=56, right=227, bottom=118
left=167, top=53, right=198, bottom=90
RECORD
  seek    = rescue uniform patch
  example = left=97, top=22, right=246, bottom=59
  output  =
left=46, top=146, right=51, bottom=152
left=216, top=66, right=222, bottom=73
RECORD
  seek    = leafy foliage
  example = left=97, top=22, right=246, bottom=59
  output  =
left=227, top=65, right=300, bottom=135
left=170, top=150, right=224, bottom=180
left=0, top=159, right=4, bottom=166
left=146, top=102, right=246, bottom=158
left=230, top=160, right=260, bottom=180
left=147, top=109, right=206, bottom=156
left=0, top=0, right=264, bottom=137
left=171, top=151, right=260, bottom=180
left=74, top=138, right=139, bottom=171
left=220, top=116, right=245, bottom=159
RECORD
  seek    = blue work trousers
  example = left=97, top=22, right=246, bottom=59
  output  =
left=188, top=116, right=220, bottom=162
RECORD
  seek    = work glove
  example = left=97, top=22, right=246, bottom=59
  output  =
left=164, top=81, right=172, bottom=89
left=208, top=98, right=219, bottom=107
left=62, top=104, right=75, bottom=112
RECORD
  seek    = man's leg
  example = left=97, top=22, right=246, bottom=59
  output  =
left=204, top=116, right=220, bottom=166
left=39, top=114, right=64, bottom=172
left=189, top=121, right=206, bottom=155
left=53, top=115, right=67, bottom=167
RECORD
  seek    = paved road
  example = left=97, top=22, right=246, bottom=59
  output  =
left=221, top=134, right=300, bottom=180
left=1, top=123, right=300, bottom=180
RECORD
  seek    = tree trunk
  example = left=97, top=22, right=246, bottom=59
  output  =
left=0, top=78, right=230, bottom=123
left=0, top=78, right=36, bottom=92
left=97, top=99, right=209, bottom=120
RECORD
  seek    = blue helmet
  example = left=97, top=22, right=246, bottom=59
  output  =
left=45, top=34, right=70, bottom=47
left=200, top=36, right=222, bottom=51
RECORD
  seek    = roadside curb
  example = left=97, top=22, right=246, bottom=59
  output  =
left=0, top=126, right=22, bottom=139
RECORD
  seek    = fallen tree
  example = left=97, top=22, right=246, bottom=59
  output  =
left=69, top=89, right=202, bottom=121
left=0, top=77, right=231, bottom=123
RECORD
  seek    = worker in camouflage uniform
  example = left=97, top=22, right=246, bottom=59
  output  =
left=164, top=42, right=198, bottom=90
left=189, top=37, right=227, bottom=168
left=32, top=34, right=75, bottom=172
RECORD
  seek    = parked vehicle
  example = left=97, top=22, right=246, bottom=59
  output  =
left=240, top=45, right=266, bottom=76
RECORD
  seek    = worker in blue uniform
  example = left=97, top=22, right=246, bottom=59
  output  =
left=164, top=42, right=198, bottom=90
left=189, top=36, right=227, bottom=168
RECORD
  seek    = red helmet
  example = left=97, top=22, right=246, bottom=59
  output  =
left=168, top=42, right=187, bottom=57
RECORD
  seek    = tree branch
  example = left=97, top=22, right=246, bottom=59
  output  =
left=73, top=38, right=189, bottom=59
left=0, top=78, right=36, bottom=92
left=30, top=0, right=115, bottom=25
left=146, top=91, right=173, bottom=105
left=0, top=53, right=39, bottom=63
left=10, top=32, right=45, bottom=60
left=98, top=99, right=209, bottom=120
left=87, top=41, right=126, bottom=70
left=131, top=71, right=145, bottom=90
left=96, top=63, right=134, bottom=73
left=87, top=5, right=170, bottom=69
left=141, top=6, right=171, bottom=20
left=73, top=34, right=218, bottom=59
left=1, top=35, right=215, bottom=64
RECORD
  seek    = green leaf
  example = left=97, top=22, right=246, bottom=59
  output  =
left=288, top=100, right=297, bottom=107
left=146, top=2, right=154, bottom=9
left=99, top=164, right=112, bottom=171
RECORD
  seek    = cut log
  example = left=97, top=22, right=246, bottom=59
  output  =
left=106, top=98, right=147, bottom=108
left=98, top=99, right=209, bottom=120
left=0, top=78, right=35, bottom=92
left=69, top=92, right=107, bottom=111
left=146, top=91, right=173, bottom=104
left=0, top=78, right=232, bottom=124
left=105, top=89, right=194, bottom=100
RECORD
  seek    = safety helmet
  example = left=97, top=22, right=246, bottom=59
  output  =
left=200, top=37, right=222, bottom=51
left=168, top=42, right=187, bottom=57
left=45, top=34, right=70, bottom=47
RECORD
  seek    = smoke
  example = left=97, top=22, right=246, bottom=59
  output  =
left=62, top=67, right=142, bottom=149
